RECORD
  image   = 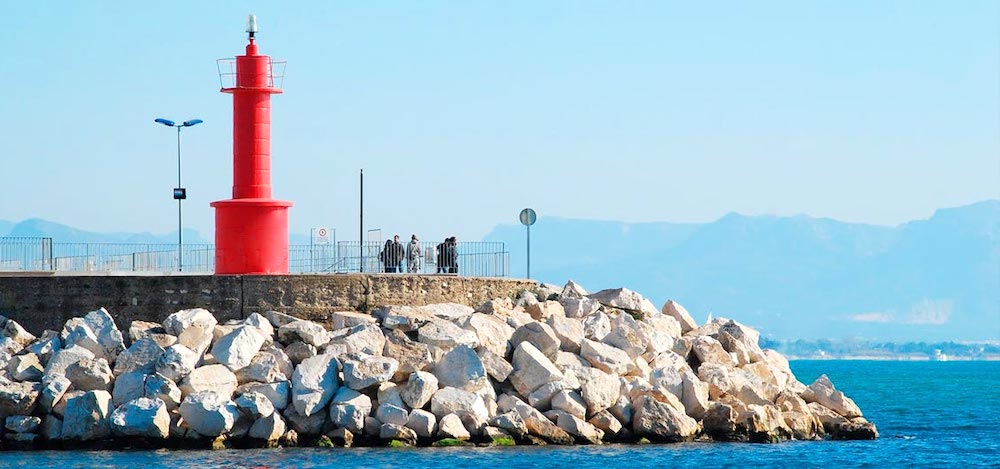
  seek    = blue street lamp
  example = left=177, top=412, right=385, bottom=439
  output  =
left=154, top=118, right=203, bottom=272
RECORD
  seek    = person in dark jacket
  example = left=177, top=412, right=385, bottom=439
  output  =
left=435, top=238, right=447, bottom=273
left=391, top=235, right=405, bottom=272
left=447, top=237, right=459, bottom=274
left=380, top=239, right=397, bottom=273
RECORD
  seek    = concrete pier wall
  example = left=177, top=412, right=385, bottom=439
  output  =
left=0, top=274, right=535, bottom=334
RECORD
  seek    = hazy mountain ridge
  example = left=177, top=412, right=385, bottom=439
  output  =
left=484, top=200, right=1000, bottom=341
left=1, top=218, right=211, bottom=244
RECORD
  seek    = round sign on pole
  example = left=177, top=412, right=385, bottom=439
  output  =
left=519, top=208, right=537, bottom=226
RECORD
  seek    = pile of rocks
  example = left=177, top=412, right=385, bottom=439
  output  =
left=0, top=280, right=876, bottom=449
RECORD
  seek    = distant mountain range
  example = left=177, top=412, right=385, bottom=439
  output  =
left=484, top=200, right=1000, bottom=342
left=0, top=218, right=211, bottom=244
left=4, top=201, right=998, bottom=341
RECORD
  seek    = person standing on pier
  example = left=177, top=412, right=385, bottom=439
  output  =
left=407, top=234, right=422, bottom=273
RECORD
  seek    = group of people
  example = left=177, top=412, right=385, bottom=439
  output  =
left=378, top=235, right=459, bottom=274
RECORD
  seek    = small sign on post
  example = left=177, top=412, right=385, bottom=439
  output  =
left=312, top=227, right=331, bottom=245
left=519, top=208, right=536, bottom=279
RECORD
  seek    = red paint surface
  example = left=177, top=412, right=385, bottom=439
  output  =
left=211, top=38, right=292, bottom=274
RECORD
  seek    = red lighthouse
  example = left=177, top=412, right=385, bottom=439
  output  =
left=211, top=15, right=293, bottom=274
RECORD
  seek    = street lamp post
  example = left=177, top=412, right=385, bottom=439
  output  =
left=154, top=118, right=203, bottom=272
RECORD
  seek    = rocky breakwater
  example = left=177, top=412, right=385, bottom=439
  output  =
left=0, top=280, right=876, bottom=449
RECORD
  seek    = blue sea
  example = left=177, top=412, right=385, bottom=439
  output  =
left=1, top=361, right=997, bottom=468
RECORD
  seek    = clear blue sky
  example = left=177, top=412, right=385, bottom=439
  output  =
left=1, top=1, right=997, bottom=242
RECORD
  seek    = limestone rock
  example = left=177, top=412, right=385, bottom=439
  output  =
left=719, top=320, right=766, bottom=362
left=179, top=391, right=239, bottom=437
left=680, top=370, right=709, bottom=419
left=249, top=411, right=287, bottom=442
left=510, top=322, right=561, bottom=359
left=383, top=330, right=434, bottom=382
left=41, top=414, right=62, bottom=440
left=291, top=353, right=339, bottom=416
left=43, top=345, right=95, bottom=384
left=26, top=330, right=61, bottom=364
left=343, top=356, right=398, bottom=391
left=66, top=357, right=114, bottom=392
left=128, top=321, right=166, bottom=344
left=741, top=404, right=792, bottom=443
left=479, top=348, right=513, bottom=383
left=551, top=390, right=587, bottom=419
left=80, top=308, right=126, bottom=361
left=211, top=326, right=266, bottom=371
left=691, top=336, right=736, bottom=368
left=376, top=402, right=409, bottom=426
left=661, top=300, right=697, bottom=333
left=588, top=410, right=624, bottom=439
left=5, top=415, right=39, bottom=434
left=560, top=280, right=589, bottom=299
left=180, top=364, right=238, bottom=398
left=490, top=410, right=528, bottom=439
left=61, top=390, right=112, bottom=440
left=329, top=311, right=375, bottom=330
left=161, top=309, right=216, bottom=357
left=556, top=413, right=603, bottom=444
left=631, top=395, right=698, bottom=442
left=1, top=317, right=35, bottom=347
left=579, top=368, right=619, bottom=415
left=546, top=314, right=585, bottom=354
left=155, top=344, right=199, bottom=383
left=512, top=400, right=574, bottom=445
left=375, top=305, right=436, bottom=332
left=437, top=413, right=471, bottom=440
left=110, top=371, right=146, bottom=408
left=60, top=318, right=104, bottom=359
left=587, top=288, right=659, bottom=317
left=264, top=310, right=298, bottom=329
left=242, top=313, right=275, bottom=344
left=235, top=391, right=275, bottom=418
left=0, top=380, right=40, bottom=419
left=284, top=341, right=317, bottom=365
left=831, top=418, right=879, bottom=440
left=236, top=347, right=293, bottom=385
left=433, top=344, right=487, bottom=392
left=525, top=301, right=565, bottom=322
left=561, top=297, right=601, bottom=319
left=430, top=387, right=488, bottom=421
left=580, top=339, right=635, bottom=376
left=39, top=377, right=69, bottom=414
left=807, top=401, right=849, bottom=432
left=114, top=337, right=166, bottom=375
left=110, top=397, right=170, bottom=438
left=400, top=371, right=438, bottom=410
left=461, top=313, right=514, bottom=357
left=8, top=353, right=44, bottom=382
left=418, top=319, right=478, bottom=350
left=801, top=375, right=862, bottom=418
left=328, top=387, right=372, bottom=433
left=278, top=320, right=330, bottom=348
left=331, top=323, right=386, bottom=356
left=380, top=422, right=417, bottom=445
left=406, top=409, right=436, bottom=439
left=510, top=342, right=564, bottom=396
left=237, top=381, right=290, bottom=411
left=603, top=316, right=648, bottom=359
left=702, top=402, right=742, bottom=441
left=144, top=374, right=182, bottom=410
left=582, top=312, right=611, bottom=341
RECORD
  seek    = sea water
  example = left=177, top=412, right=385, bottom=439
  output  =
left=1, top=361, right=997, bottom=468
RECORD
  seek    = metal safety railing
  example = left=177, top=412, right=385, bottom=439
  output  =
left=0, top=238, right=509, bottom=277
left=216, top=58, right=287, bottom=90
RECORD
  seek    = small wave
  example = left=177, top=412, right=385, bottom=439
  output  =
left=894, top=435, right=917, bottom=440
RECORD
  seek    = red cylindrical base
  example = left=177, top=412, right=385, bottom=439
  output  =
left=211, top=198, right=293, bottom=274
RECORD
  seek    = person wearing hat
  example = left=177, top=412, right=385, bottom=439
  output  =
left=406, top=234, right=422, bottom=273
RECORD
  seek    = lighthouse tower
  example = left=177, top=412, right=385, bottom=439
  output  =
left=211, top=15, right=293, bottom=274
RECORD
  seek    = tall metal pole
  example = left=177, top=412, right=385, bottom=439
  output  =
left=176, top=126, right=183, bottom=272
left=359, top=169, right=364, bottom=273
left=527, top=224, right=531, bottom=279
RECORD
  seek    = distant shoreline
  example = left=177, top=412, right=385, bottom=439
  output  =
left=787, top=355, right=1000, bottom=361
